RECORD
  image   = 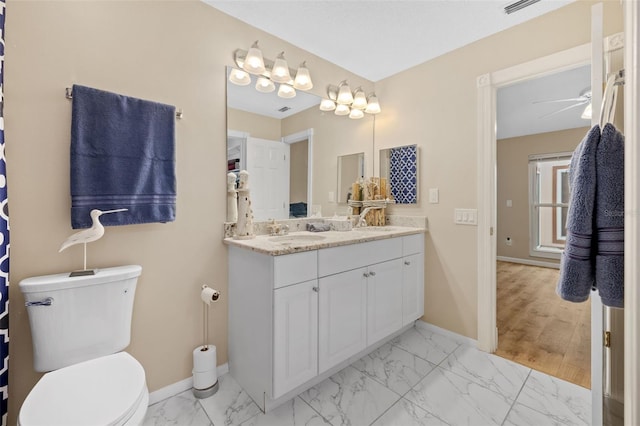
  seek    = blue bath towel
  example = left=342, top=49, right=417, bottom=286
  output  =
left=595, top=123, right=625, bottom=308
left=557, top=125, right=600, bottom=303
left=70, top=84, right=176, bottom=229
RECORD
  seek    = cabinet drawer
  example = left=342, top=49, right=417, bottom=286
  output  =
left=318, top=238, right=402, bottom=277
left=274, top=251, right=318, bottom=289
left=403, top=234, right=424, bottom=256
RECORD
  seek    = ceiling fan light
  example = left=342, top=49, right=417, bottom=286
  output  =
left=365, top=93, right=381, bottom=114
left=320, top=98, right=336, bottom=111
left=336, top=81, right=354, bottom=105
left=255, top=77, right=275, bottom=93
left=243, top=41, right=266, bottom=75
left=229, top=68, right=251, bottom=86
left=335, top=104, right=350, bottom=116
left=352, top=89, right=368, bottom=110
left=293, top=62, right=313, bottom=91
left=349, top=108, right=364, bottom=119
left=271, top=52, right=292, bottom=84
left=277, top=83, right=296, bottom=99
left=581, top=103, right=592, bottom=120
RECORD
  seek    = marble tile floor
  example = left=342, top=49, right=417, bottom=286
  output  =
left=143, top=325, right=591, bottom=426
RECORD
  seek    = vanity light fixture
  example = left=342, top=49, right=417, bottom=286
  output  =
left=319, top=81, right=382, bottom=118
left=229, top=41, right=314, bottom=99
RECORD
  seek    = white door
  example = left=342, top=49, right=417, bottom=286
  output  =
left=245, top=137, right=289, bottom=221
left=273, top=280, right=318, bottom=398
left=318, top=268, right=367, bottom=374
left=402, top=253, right=425, bottom=326
left=367, top=259, right=403, bottom=345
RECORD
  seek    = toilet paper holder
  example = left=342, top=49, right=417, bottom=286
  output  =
left=194, top=284, right=221, bottom=399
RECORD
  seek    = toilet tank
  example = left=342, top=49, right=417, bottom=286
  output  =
left=19, top=265, right=142, bottom=372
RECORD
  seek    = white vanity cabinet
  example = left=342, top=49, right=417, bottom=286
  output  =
left=402, top=234, right=425, bottom=326
left=227, top=231, right=424, bottom=413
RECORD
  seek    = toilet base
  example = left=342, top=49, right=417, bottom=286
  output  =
left=193, top=380, right=219, bottom=399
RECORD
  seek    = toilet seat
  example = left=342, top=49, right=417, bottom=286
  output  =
left=19, top=352, right=148, bottom=426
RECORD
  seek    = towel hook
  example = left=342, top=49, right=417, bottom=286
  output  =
left=64, top=87, right=183, bottom=119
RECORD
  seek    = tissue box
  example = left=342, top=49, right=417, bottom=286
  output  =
left=326, top=218, right=352, bottom=232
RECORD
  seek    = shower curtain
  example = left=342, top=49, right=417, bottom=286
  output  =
left=0, top=1, right=8, bottom=425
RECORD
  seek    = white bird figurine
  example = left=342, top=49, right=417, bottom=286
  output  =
left=59, top=208, right=128, bottom=252
left=60, top=208, right=128, bottom=274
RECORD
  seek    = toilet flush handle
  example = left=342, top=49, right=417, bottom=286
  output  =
left=25, top=297, right=53, bottom=307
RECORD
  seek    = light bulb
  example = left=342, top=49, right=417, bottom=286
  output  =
left=271, top=52, right=292, bottom=84
left=319, top=98, right=336, bottom=111
left=349, top=108, right=364, bottom=119
left=364, top=93, right=381, bottom=114
left=243, top=41, right=266, bottom=75
left=229, top=68, right=251, bottom=86
left=255, top=77, right=275, bottom=93
left=352, top=89, right=367, bottom=110
left=277, top=83, right=296, bottom=99
left=293, top=62, right=313, bottom=90
left=335, top=104, right=350, bottom=116
left=336, top=81, right=354, bottom=105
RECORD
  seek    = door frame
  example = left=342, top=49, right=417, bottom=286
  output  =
left=476, top=42, right=591, bottom=353
left=283, top=128, right=314, bottom=216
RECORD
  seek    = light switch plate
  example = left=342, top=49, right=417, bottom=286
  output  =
left=328, top=191, right=335, bottom=203
left=454, top=208, right=478, bottom=225
left=506, top=200, right=513, bottom=207
left=429, top=188, right=439, bottom=204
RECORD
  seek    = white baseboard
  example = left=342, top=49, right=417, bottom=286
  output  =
left=497, top=256, right=560, bottom=269
left=415, top=320, right=478, bottom=347
left=148, top=363, right=229, bottom=405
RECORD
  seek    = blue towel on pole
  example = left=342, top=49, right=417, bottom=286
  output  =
left=557, top=125, right=600, bottom=303
left=70, top=84, right=176, bottom=229
left=594, top=123, right=625, bottom=308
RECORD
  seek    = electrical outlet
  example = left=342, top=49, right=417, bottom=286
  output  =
left=506, top=237, right=512, bottom=246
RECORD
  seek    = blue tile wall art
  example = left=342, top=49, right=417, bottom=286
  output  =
left=389, top=144, right=418, bottom=204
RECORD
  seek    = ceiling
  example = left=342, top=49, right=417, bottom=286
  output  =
left=497, top=64, right=591, bottom=139
left=205, top=0, right=575, bottom=82
left=214, top=0, right=589, bottom=136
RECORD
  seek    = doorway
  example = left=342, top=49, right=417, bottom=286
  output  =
left=493, top=65, right=592, bottom=388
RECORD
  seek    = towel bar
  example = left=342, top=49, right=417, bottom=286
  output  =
left=65, top=87, right=183, bottom=119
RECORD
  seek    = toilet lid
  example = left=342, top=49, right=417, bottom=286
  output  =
left=19, top=352, right=147, bottom=426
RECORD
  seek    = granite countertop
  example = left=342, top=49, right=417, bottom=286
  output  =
left=223, top=226, right=426, bottom=256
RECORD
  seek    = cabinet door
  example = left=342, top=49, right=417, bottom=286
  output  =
left=402, top=253, right=424, bottom=326
left=318, top=268, right=367, bottom=374
left=273, top=280, right=318, bottom=398
left=367, top=258, right=403, bottom=345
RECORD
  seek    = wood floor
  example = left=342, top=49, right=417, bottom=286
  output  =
left=494, top=261, right=591, bottom=389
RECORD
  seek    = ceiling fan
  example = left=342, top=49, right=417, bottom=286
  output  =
left=533, top=87, right=592, bottom=120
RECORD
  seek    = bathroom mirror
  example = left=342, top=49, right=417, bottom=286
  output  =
left=337, top=153, right=365, bottom=204
left=379, top=144, right=418, bottom=204
left=226, top=66, right=374, bottom=220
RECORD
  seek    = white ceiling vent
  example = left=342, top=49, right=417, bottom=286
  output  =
left=504, top=0, right=541, bottom=14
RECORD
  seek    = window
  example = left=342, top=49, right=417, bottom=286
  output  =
left=528, top=152, right=572, bottom=259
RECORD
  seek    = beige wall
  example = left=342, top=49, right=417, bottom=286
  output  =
left=227, top=108, right=282, bottom=141
left=496, top=127, right=590, bottom=263
left=289, top=141, right=308, bottom=204
left=282, top=107, right=374, bottom=217
left=375, top=0, right=622, bottom=338
left=4, top=1, right=372, bottom=422
left=5, top=0, right=624, bottom=422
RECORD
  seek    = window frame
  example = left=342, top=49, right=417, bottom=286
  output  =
left=528, top=152, right=573, bottom=260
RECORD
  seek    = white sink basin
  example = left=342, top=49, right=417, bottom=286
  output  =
left=268, top=234, right=327, bottom=244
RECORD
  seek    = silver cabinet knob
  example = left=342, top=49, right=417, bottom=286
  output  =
left=404, top=261, right=411, bottom=266
left=369, top=271, right=376, bottom=277
left=363, top=272, right=370, bottom=278
left=312, top=286, right=319, bottom=292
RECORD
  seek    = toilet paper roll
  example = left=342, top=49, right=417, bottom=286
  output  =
left=201, top=286, right=220, bottom=305
left=193, top=345, right=216, bottom=372
left=193, top=369, right=217, bottom=390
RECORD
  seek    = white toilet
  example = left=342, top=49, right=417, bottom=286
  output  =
left=18, top=265, right=148, bottom=426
